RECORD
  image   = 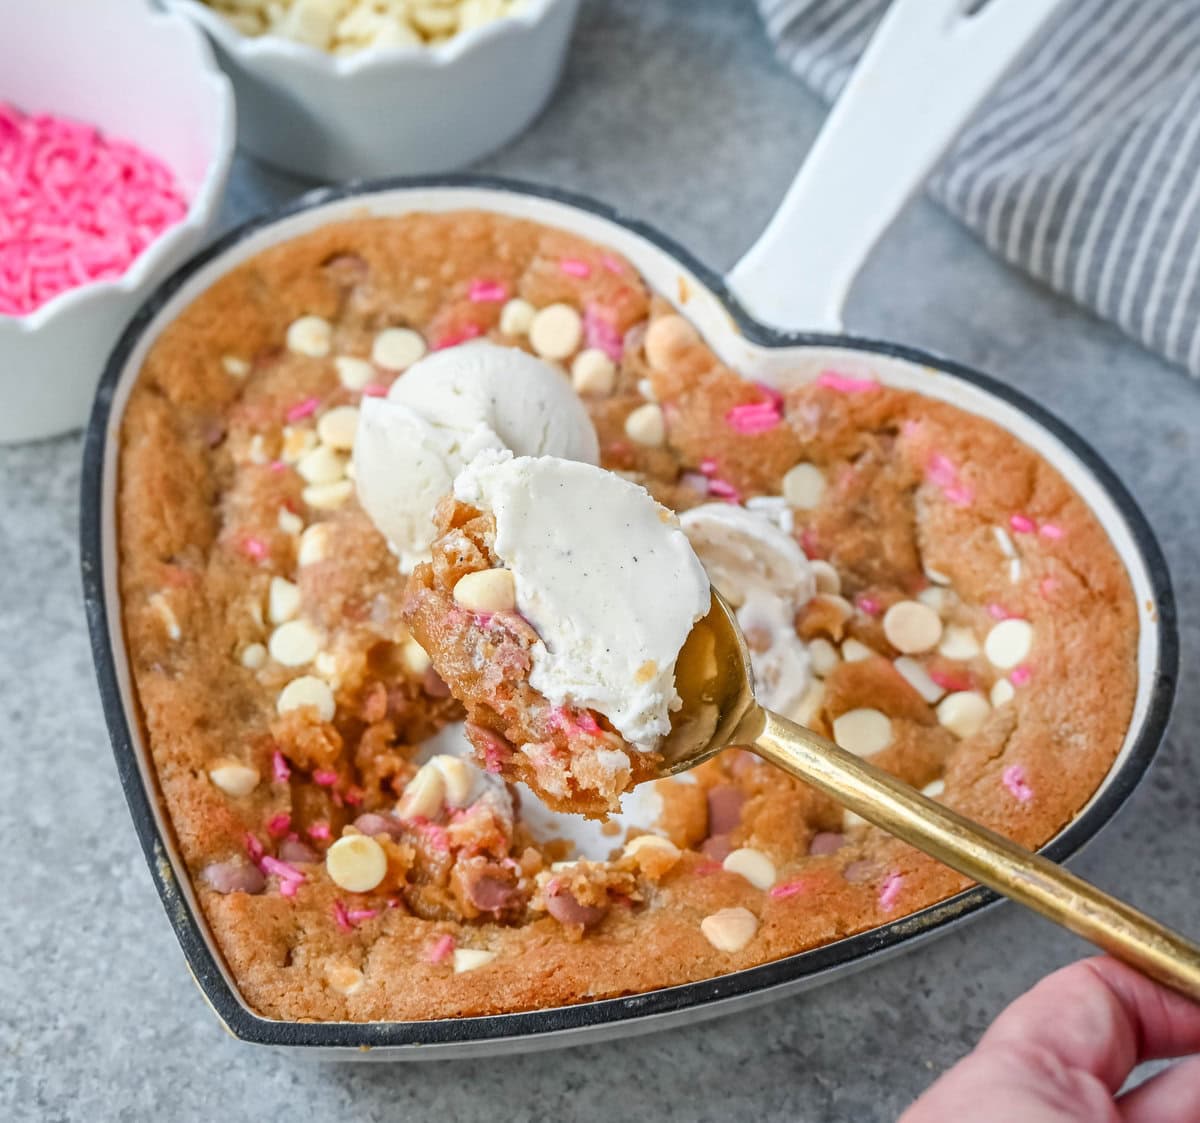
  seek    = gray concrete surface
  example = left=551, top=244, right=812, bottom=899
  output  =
left=2, top=2, right=1197, bottom=1120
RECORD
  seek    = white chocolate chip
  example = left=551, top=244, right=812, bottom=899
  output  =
left=570, top=348, right=617, bottom=396
left=240, top=643, right=267, bottom=670
left=984, top=619, right=1033, bottom=670
left=303, top=480, right=354, bottom=510
left=637, top=377, right=657, bottom=401
left=807, top=637, right=840, bottom=678
left=529, top=303, right=583, bottom=361
left=453, top=948, right=496, bottom=974
left=841, top=638, right=874, bottom=663
left=788, top=680, right=825, bottom=727
left=622, top=834, right=681, bottom=862
left=428, top=755, right=475, bottom=808
left=268, top=576, right=301, bottom=624
left=843, top=808, right=868, bottom=831
left=916, top=586, right=955, bottom=615
left=397, top=762, right=446, bottom=820
left=924, top=565, right=952, bottom=586
left=247, top=434, right=269, bottom=465
left=222, top=355, right=250, bottom=378
left=277, top=675, right=335, bottom=721
left=992, top=526, right=1016, bottom=558
left=624, top=402, right=666, bottom=447
left=938, top=624, right=981, bottom=660
left=317, top=405, right=360, bottom=451
left=326, top=962, right=365, bottom=996
left=400, top=637, right=432, bottom=675
left=208, top=760, right=260, bottom=797
left=700, top=907, right=758, bottom=952
left=453, top=568, right=516, bottom=613
left=371, top=327, right=426, bottom=371
left=281, top=425, right=318, bottom=464
left=990, top=678, right=1016, bottom=706
left=298, top=523, right=331, bottom=566
left=269, top=620, right=322, bottom=666
left=498, top=298, right=535, bottom=336
left=722, top=847, right=777, bottom=890
left=893, top=656, right=945, bottom=704
left=936, top=691, right=991, bottom=739
left=809, top=560, right=841, bottom=595
left=278, top=508, right=304, bottom=536
left=1009, top=558, right=1023, bottom=585
left=314, top=651, right=340, bottom=681
left=148, top=593, right=181, bottom=641
left=883, top=600, right=943, bottom=654
left=297, top=443, right=347, bottom=485
left=286, top=315, right=332, bottom=358
left=644, top=314, right=697, bottom=371
left=326, top=834, right=387, bottom=893
left=782, top=463, right=826, bottom=510
left=832, top=708, right=893, bottom=757
left=922, top=778, right=946, bottom=799
left=335, top=356, right=374, bottom=391
left=814, top=593, right=854, bottom=621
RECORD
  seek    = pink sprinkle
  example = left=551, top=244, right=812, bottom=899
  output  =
left=242, top=536, right=268, bottom=562
left=928, top=667, right=973, bottom=693
left=428, top=934, right=455, bottom=964
left=266, top=813, right=291, bottom=837
left=707, top=477, right=741, bottom=503
left=601, top=255, right=625, bottom=275
left=261, top=856, right=305, bottom=883
left=271, top=751, right=291, bottom=783
left=346, top=908, right=378, bottom=923
left=342, top=786, right=364, bottom=808
left=1039, top=523, right=1064, bottom=540
left=285, top=396, right=319, bottom=423
left=1002, top=765, right=1034, bottom=804
left=856, top=595, right=880, bottom=616
left=769, top=878, right=808, bottom=900
left=268, top=460, right=288, bottom=474
left=307, top=821, right=331, bottom=841
left=387, top=897, right=403, bottom=909
left=699, top=457, right=719, bottom=476
left=986, top=603, right=1011, bottom=620
left=926, top=454, right=958, bottom=489
left=0, top=102, right=189, bottom=316
left=583, top=303, right=623, bottom=361
left=943, top=484, right=975, bottom=507
left=878, top=872, right=903, bottom=911
left=816, top=370, right=879, bottom=394
left=244, top=833, right=265, bottom=864
left=434, top=322, right=482, bottom=350
left=1009, top=665, right=1033, bottom=687
left=1039, top=577, right=1058, bottom=599
left=1010, top=513, right=1036, bottom=534
left=468, top=278, right=507, bottom=303
left=313, top=769, right=339, bottom=787
left=725, top=400, right=782, bottom=434
left=331, top=900, right=353, bottom=932
left=361, top=383, right=388, bottom=397
left=560, top=258, right=592, bottom=278
left=280, top=878, right=299, bottom=898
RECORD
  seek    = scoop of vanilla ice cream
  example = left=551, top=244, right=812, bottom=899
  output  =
left=454, top=450, right=711, bottom=751
left=680, top=503, right=815, bottom=716
left=354, top=342, right=599, bottom=571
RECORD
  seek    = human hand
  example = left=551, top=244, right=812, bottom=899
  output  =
left=900, top=957, right=1200, bottom=1122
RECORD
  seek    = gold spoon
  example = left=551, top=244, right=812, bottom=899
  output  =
left=663, top=590, right=1200, bottom=1002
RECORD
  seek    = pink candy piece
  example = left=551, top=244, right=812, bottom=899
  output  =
left=928, top=667, right=972, bottom=693
left=856, top=596, right=880, bottom=617
left=1039, top=523, right=1064, bottom=540
left=313, top=769, right=339, bottom=787
left=244, top=832, right=265, bottom=864
left=271, top=750, right=291, bottom=783
left=0, top=102, right=189, bottom=317
left=601, top=255, right=625, bottom=275
left=468, top=278, right=508, bottom=303
left=361, top=383, right=388, bottom=398
left=280, top=878, right=300, bottom=898
left=261, top=855, right=305, bottom=884
left=925, top=454, right=974, bottom=508
left=560, top=258, right=592, bottom=278
left=583, top=303, right=623, bottom=361
left=878, top=872, right=903, bottom=911
left=428, top=934, right=456, bottom=964
left=1009, top=665, right=1033, bottom=687
left=725, top=399, right=782, bottom=434
left=769, top=878, right=808, bottom=900
left=307, top=821, right=331, bottom=841
left=816, top=371, right=879, bottom=394
left=266, top=812, right=291, bottom=837
left=346, top=908, right=378, bottom=923
left=241, top=536, right=268, bottom=562
left=331, top=900, right=353, bottom=932
left=1002, top=764, right=1034, bottom=804
left=699, top=457, right=719, bottom=476
left=268, top=460, right=288, bottom=474
left=285, top=396, right=320, bottom=422
left=1010, top=513, right=1036, bottom=534
left=707, top=477, right=741, bottom=503
left=986, top=603, right=1011, bottom=620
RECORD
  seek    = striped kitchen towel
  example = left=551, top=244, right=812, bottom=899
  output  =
left=757, top=0, right=1200, bottom=377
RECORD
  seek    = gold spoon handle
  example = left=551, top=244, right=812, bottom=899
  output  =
left=749, top=706, right=1200, bottom=1002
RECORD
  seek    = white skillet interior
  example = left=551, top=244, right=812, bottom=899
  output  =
left=98, top=184, right=1164, bottom=1021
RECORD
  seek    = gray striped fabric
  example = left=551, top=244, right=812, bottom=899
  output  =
left=757, top=0, right=1200, bottom=377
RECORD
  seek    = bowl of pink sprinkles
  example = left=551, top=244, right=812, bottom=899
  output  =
left=1, top=0, right=235, bottom=443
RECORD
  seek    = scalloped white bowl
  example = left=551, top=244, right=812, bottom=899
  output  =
left=0, top=0, right=235, bottom=444
left=164, top=0, right=579, bottom=181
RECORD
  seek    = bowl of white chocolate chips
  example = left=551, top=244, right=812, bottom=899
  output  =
left=166, top=0, right=580, bottom=179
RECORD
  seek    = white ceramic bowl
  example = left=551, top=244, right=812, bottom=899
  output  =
left=0, top=0, right=235, bottom=445
left=164, top=0, right=580, bottom=181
